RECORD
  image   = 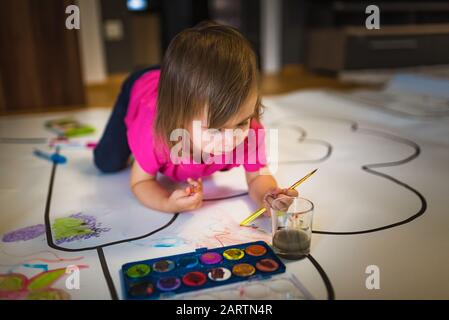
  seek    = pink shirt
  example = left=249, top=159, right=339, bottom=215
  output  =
left=125, top=69, right=266, bottom=182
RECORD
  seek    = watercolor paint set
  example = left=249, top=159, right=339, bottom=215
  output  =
left=121, top=241, right=286, bottom=300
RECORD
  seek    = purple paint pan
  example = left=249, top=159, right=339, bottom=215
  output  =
left=156, top=277, right=181, bottom=291
left=199, top=252, right=222, bottom=265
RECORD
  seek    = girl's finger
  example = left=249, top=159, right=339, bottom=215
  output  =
left=272, top=198, right=286, bottom=211
left=188, top=178, right=199, bottom=188
left=285, top=189, right=299, bottom=197
left=178, top=192, right=199, bottom=205
left=172, top=188, right=190, bottom=199
left=271, top=187, right=283, bottom=196
left=185, top=193, right=203, bottom=207
left=189, top=181, right=201, bottom=193
left=263, top=193, right=275, bottom=207
left=197, top=178, right=203, bottom=190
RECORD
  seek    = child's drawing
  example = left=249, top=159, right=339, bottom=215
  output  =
left=131, top=236, right=186, bottom=248
left=2, top=224, right=46, bottom=243
left=51, top=212, right=110, bottom=244
left=0, top=249, right=84, bottom=272
left=0, top=265, right=88, bottom=300
left=161, top=207, right=272, bottom=249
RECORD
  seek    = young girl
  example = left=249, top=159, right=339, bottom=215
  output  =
left=94, top=21, right=297, bottom=214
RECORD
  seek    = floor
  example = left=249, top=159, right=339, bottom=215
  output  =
left=0, top=65, right=366, bottom=117
left=2, top=62, right=449, bottom=300
left=1, top=78, right=448, bottom=299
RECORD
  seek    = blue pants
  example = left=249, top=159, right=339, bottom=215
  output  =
left=93, top=66, right=160, bottom=173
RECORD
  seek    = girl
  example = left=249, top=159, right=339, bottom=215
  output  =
left=94, top=21, right=297, bottom=214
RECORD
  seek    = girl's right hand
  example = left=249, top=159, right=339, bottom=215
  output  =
left=263, top=187, right=299, bottom=214
left=166, top=178, right=203, bottom=212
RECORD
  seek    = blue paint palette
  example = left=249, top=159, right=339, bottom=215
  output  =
left=120, top=241, right=286, bottom=300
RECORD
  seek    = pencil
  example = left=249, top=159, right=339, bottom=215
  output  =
left=239, top=168, right=318, bottom=226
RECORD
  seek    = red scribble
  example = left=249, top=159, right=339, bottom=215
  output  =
left=1, top=249, right=84, bottom=265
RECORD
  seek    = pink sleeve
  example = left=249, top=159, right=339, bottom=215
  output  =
left=126, top=106, right=163, bottom=175
left=125, top=70, right=167, bottom=176
left=243, top=119, right=267, bottom=172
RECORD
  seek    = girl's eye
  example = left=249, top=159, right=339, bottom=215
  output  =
left=238, top=121, right=249, bottom=127
left=209, top=129, right=222, bottom=135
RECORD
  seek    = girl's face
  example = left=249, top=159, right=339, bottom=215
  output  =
left=188, top=88, right=259, bottom=156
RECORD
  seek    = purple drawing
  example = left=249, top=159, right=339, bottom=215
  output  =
left=52, top=212, right=111, bottom=245
left=2, top=224, right=46, bottom=243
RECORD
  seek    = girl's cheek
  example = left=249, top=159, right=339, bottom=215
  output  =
left=234, top=128, right=249, bottom=147
left=197, top=126, right=250, bottom=154
left=201, top=131, right=221, bottom=153
left=191, top=136, right=202, bottom=151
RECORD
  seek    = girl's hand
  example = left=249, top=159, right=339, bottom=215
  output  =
left=263, top=187, right=299, bottom=216
left=166, top=178, right=203, bottom=212
left=187, top=177, right=202, bottom=195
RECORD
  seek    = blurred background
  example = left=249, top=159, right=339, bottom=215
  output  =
left=1, top=0, right=449, bottom=114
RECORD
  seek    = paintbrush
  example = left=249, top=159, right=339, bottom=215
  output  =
left=239, top=168, right=318, bottom=226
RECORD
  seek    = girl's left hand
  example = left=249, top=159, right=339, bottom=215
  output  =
left=263, top=188, right=299, bottom=216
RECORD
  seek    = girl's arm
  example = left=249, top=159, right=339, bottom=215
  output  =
left=130, top=160, right=203, bottom=213
left=245, top=168, right=277, bottom=207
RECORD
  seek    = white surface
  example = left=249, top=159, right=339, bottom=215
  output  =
left=1, top=88, right=449, bottom=299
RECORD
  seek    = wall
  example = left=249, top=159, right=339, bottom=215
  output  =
left=0, top=0, right=85, bottom=111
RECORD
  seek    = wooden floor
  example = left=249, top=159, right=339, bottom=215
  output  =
left=259, top=65, right=364, bottom=95
left=87, top=65, right=363, bottom=107
left=1, top=65, right=364, bottom=116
